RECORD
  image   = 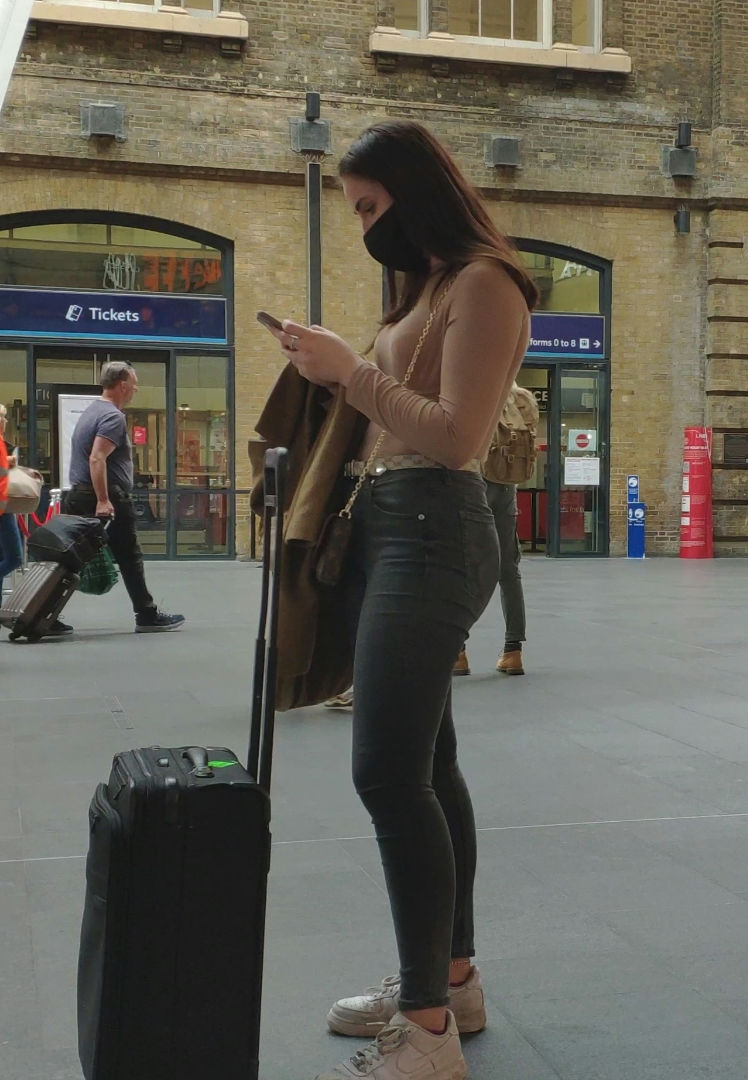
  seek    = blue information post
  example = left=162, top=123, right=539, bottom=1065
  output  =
left=627, top=502, right=646, bottom=559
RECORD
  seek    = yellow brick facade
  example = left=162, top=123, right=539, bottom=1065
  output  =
left=1, top=1, right=747, bottom=555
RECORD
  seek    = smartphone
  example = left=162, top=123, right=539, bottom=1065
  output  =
left=256, top=310, right=284, bottom=332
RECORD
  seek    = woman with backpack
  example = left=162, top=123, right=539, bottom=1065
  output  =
left=453, top=382, right=539, bottom=677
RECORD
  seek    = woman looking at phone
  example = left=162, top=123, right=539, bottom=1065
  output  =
left=265, top=119, right=537, bottom=1080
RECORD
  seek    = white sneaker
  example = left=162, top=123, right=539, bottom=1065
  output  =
left=327, top=968, right=486, bottom=1037
left=314, top=1010, right=467, bottom=1080
left=325, top=690, right=353, bottom=709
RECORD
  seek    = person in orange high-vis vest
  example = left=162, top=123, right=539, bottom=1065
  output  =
left=1, top=404, right=25, bottom=606
left=0, top=434, right=8, bottom=515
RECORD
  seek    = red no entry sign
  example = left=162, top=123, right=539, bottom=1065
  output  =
left=575, top=432, right=590, bottom=449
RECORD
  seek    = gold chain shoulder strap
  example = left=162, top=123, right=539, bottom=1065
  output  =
left=340, top=272, right=457, bottom=519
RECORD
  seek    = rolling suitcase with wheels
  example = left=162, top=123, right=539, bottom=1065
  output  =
left=0, top=560, right=79, bottom=641
left=76, top=447, right=287, bottom=1080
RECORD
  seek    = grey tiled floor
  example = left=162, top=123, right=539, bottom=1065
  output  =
left=3, top=556, right=748, bottom=1079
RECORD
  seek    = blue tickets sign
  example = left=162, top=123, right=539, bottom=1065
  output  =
left=0, top=287, right=227, bottom=344
left=528, top=314, right=605, bottom=359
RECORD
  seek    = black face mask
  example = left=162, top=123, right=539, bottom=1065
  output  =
left=363, top=205, right=429, bottom=273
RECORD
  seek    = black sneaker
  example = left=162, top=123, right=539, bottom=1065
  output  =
left=135, top=609, right=185, bottom=633
left=45, top=619, right=74, bottom=636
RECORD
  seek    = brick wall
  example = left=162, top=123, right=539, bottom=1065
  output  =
left=1, top=0, right=746, bottom=554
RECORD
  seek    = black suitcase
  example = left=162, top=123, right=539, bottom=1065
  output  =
left=0, top=561, right=79, bottom=641
left=27, top=513, right=107, bottom=570
left=76, top=447, right=287, bottom=1080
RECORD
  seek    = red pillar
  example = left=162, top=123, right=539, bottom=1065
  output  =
left=679, top=427, right=713, bottom=559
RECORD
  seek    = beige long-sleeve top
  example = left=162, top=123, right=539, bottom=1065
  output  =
left=345, top=258, right=531, bottom=470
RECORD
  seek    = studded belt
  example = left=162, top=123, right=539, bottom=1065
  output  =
left=343, top=454, right=481, bottom=478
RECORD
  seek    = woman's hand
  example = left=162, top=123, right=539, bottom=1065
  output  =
left=266, top=320, right=361, bottom=388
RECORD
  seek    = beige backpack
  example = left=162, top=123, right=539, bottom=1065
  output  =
left=482, top=383, right=539, bottom=485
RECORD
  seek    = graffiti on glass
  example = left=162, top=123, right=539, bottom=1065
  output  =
left=103, top=253, right=139, bottom=291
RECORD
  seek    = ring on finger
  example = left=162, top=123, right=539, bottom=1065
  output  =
left=288, top=335, right=300, bottom=352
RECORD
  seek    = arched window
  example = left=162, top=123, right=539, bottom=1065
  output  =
left=0, top=212, right=235, bottom=558
left=0, top=218, right=226, bottom=296
left=514, top=240, right=611, bottom=557
left=519, top=248, right=603, bottom=315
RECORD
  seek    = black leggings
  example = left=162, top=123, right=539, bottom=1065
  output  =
left=345, top=468, right=499, bottom=1011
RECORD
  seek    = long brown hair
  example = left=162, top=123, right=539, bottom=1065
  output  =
left=339, top=120, right=538, bottom=323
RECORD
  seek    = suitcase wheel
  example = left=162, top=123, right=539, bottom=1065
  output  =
left=8, top=631, right=20, bottom=642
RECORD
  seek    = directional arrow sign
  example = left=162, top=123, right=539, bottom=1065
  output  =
left=528, top=314, right=606, bottom=359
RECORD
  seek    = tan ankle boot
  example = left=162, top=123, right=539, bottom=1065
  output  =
left=452, top=648, right=470, bottom=676
left=497, top=649, right=524, bottom=675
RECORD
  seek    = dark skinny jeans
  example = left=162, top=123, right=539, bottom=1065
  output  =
left=345, top=468, right=499, bottom=1011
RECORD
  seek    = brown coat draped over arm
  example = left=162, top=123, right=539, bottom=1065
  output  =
left=250, top=364, right=367, bottom=710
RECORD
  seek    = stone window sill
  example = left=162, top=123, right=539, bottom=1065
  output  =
left=30, top=1, right=248, bottom=39
left=369, top=27, right=632, bottom=74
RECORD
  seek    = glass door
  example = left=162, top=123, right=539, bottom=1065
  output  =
left=124, top=356, right=169, bottom=556
left=34, top=351, right=100, bottom=488
left=557, top=366, right=609, bottom=555
left=32, top=347, right=169, bottom=551
left=174, top=352, right=230, bottom=556
left=29, top=345, right=231, bottom=557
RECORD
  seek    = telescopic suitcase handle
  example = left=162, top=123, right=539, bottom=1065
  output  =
left=247, top=447, right=287, bottom=792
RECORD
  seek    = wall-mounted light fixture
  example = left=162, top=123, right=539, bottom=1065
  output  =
left=484, top=135, right=521, bottom=168
left=80, top=102, right=126, bottom=142
left=664, top=122, right=696, bottom=178
left=674, top=206, right=691, bottom=234
left=289, top=93, right=331, bottom=156
left=675, top=123, right=692, bottom=149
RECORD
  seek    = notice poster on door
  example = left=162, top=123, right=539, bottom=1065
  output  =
left=564, top=456, right=600, bottom=486
left=58, top=393, right=100, bottom=489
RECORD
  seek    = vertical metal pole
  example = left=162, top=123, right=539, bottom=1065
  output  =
left=306, top=157, right=322, bottom=326
left=291, top=92, right=327, bottom=327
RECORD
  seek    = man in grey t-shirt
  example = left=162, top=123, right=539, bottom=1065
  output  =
left=63, top=360, right=184, bottom=633
left=69, top=397, right=134, bottom=498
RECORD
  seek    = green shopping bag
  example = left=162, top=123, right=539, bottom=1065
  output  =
left=78, top=546, right=119, bottom=595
